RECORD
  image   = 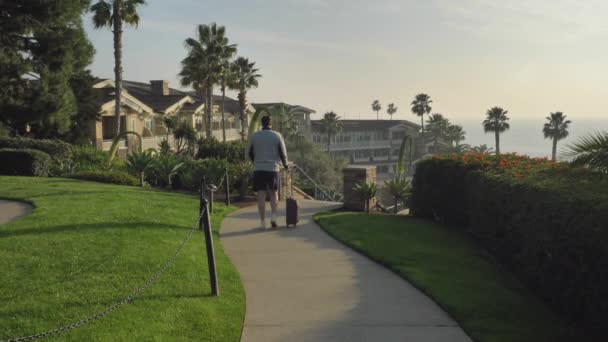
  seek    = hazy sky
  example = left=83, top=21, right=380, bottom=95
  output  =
left=85, top=0, right=608, bottom=121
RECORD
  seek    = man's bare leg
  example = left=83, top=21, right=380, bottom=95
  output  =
left=269, top=189, right=278, bottom=228
left=257, top=190, right=266, bottom=228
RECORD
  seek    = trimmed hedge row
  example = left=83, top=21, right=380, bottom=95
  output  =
left=0, top=148, right=52, bottom=176
left=411, top=158, right=608, bottom=327
left=0, top=137, right=73, bottom=162
left=67, top=171, right=138, bottom=186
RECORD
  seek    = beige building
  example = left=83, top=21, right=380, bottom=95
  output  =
left=91, top=79, right=255, bottom=154
left=311, top=120, right=421, bottom=180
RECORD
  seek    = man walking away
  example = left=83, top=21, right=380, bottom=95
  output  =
left=248, top=116, right=289, bottom=228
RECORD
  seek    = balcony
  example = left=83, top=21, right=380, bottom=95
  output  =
left=323, top=140, right=392, bottom=151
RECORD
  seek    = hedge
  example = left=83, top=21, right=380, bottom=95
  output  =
left=0, top=137, right=73, bottom=163
left=411, top=156, right=608, bottom=328
left=67, top=171, right=138, bottom=186
left=0, top=148, right=52, bottom=177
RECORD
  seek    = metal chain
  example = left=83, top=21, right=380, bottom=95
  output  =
left=206, top=171, right=227, bottom=192
left=5, top=209, right=206, bottom=342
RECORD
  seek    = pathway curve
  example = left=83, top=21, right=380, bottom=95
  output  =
left=0, top=199, right=32, bottom=225
left=220, top=200, right=471, bottom=342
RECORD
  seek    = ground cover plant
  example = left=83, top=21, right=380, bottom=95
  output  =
left=0, top=177, right=244, bottom=341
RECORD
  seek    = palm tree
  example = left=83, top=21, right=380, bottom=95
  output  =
left=372, top=100, right=381, bottom=120
left=543, top=112, right=571, bottom=161
left=91, top=0, right=146, bottom=137
left=319, top=111, right=342, bottom=153
left=426, top=113, right=450, bottom=151
left=411, top=93, right=432, bottom=132
left=179, top=23, right=237, bottom=139
left=563, top=132, right=608, bottom=173
left=387, top=103, right=398, bottom=120
left=471, top=144, right=494, bottom=155
left=446, top=124, right=466, bottom=146
left=218, top=61, right=234, bottom=142
left=229, top=57, right=261, bottom=141
left=248, top=104, right=307, bottom=140
left=353, top=181, right=377, bottom=213
left=482, top=107, right=510, bottom=155
left=126, top=150, right=154, bottom=186
left=383, top=177, right=411, bottom=214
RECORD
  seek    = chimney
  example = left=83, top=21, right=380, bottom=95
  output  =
left=150, top=80, right=169, bottom=96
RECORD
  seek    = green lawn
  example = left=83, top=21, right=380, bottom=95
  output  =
left=314, top=212, right=579, bottom=342
left=0, top=177, right=244, bottom=341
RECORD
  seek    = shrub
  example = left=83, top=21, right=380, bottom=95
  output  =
left=411, top=153, right=608, bottom=327
left=0, top=137, right=73, bottom=163
left=72, top=145, right=126, bottom=172
left=175, top=158, right=231, bottom=191
left=0, top=148, right=52, bottom=177
left=196, top=137, right=246, bottom=163
left=67, top=170, right=138, bottom=186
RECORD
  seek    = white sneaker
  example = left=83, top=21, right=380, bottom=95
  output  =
left=260, top=220, right=267, bottom=229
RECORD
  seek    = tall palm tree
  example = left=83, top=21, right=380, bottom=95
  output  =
left=387, top=103, right=398, bottom=120
left=320, top=111, right=342, bottom=153
left=372, top=100, right=381, bottom=120
left=482, top=107, right=510, bottom=155
left=229, top=57, right=261, bottom=141
left=563, top=132, right=608, bottom=173
left=411, top=93, right=432, bottom=132
left=446, top=124, right=466, bottom=146
left=179, top=23, right=236, bottom=138
left=543, top=112, right=571, bottom=161
left=218, top=60, right=234, bottom=142
left=91, top=0, right=146, bottom=137
left=426, top=113, right=450, bottom=151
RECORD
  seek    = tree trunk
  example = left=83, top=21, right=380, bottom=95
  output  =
left=112, top=0, right=123, bottom=138
left=206, top=85, right=214, bottom=139
left=238, top=91, right=247, bottom=141
left=139, top=172, right=144, bottom=187
left=394, top=198, right=398, bottom=214
left=552, top=138, right=557, bottom=161
left=221, top=85, right=226, bottom=142
left=420, top=115, right=424, bottom=132
left=327, top=132, right=331, bottom=153
left=495, top=131, right=500, bottom=155
left=376, top=110, right=379, bottom=120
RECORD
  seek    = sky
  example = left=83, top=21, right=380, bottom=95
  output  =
left=84, top=0, right=608, bottom=122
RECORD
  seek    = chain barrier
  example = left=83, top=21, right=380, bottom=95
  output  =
left=4, top=209, right=206, bottom=342
left=205, top=172, right=227, bottom=193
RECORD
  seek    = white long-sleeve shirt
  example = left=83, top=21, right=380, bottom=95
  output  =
left=247, top=128, right=289, bottom=172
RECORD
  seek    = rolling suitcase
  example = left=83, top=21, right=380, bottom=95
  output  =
left=285, top=170, right=299, bottom=227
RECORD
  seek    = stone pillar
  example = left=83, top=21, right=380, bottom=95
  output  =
left=343, top=165, right=377, bottom=211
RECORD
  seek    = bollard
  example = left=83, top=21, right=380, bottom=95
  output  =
left=199, top=183, right=219, bottom=296
left=224, top=170, right=230, bottom=206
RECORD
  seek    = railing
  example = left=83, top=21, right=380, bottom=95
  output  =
left=292, top=164, right=342, bottom=202
left=316, top=140, right=392, bottom=150
left=101, top=139, right=125, bottom=151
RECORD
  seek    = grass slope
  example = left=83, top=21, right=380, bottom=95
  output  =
left=315, top=211, right=578, bottom=342
left=0, top=177, right=244, bottom=341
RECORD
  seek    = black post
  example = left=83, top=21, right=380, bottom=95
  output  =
left=224, top=169, right=230, bottom=206
left=199, top=185, right=219, bottom=296
left=208, top=188, right=214, bottom=214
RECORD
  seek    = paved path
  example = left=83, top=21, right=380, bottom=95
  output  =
left=0, top=199, right=32, bottom=224
left=221, top=200, right=471, bottom=342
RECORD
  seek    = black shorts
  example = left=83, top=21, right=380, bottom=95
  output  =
left=252, top=171, right=280, bottom=192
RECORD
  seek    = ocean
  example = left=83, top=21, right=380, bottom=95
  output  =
left=453, top=117, right=607, bottom=159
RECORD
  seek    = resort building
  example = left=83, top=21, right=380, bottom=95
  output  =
left=91, top=79, right=255, bottom=154
left=310, top=120, right=421, bottom=180
left=252, top=103, right=316, bottom=137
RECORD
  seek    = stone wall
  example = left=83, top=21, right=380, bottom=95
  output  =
left=343, top=165, right=377, bottom=211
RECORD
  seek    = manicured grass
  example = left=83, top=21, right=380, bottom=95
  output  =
left=314, top=211, right=579, bottom=342
left=0, top=177, right=244, bottom=341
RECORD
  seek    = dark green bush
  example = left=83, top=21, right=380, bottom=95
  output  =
left=411, top=157, right=608, bottom=327
left=196, top=137, right=246, bottom=163
left=67, top=170, right=138, bottom=186
left=0, top=137, right=73, bottom=163
left=0, top=148, right=52, bottom=176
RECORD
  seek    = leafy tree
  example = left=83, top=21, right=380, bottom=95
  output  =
left=354, top=181, right=377, bottom=213
left=411, top=93, right=432, bottom=132
left=387, top=103, right=398, bottom=120
left=229, top=57, right=261, bottom=141
left=160, top=115, right=179, bottom=140
left=319, top=111, right=342, bottom=153
left=126, top=150, right=154, bottom=186
left=248, top=104, right=307, bottom=140
left=179, top=23, right=236, bottom=138
left=173, top=119, right=197, bottom=155
left=470, top=144, right=494, bottom=155
left=564, top=132, right=608, bottom=173
left=543, top=112, right=571, bottom=161
left=64, top=70, right=102, bottom=144
left=426, top=113, right=450, bottom=151
left=482, top=106, right=510, bottom=155
left=372, top=100, right=381, bottom=120
left=0, top=0, right=95, bottom=136
left=91, top=0, right=146, bottom=137
left=150, top=154, right=184, bottom=188
left=445, top=124, right=466, bottom=147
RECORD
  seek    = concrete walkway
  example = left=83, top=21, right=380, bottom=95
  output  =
left=221, top=200, right=471, bottom=342
left=0, top=199, right=32, bottom=225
